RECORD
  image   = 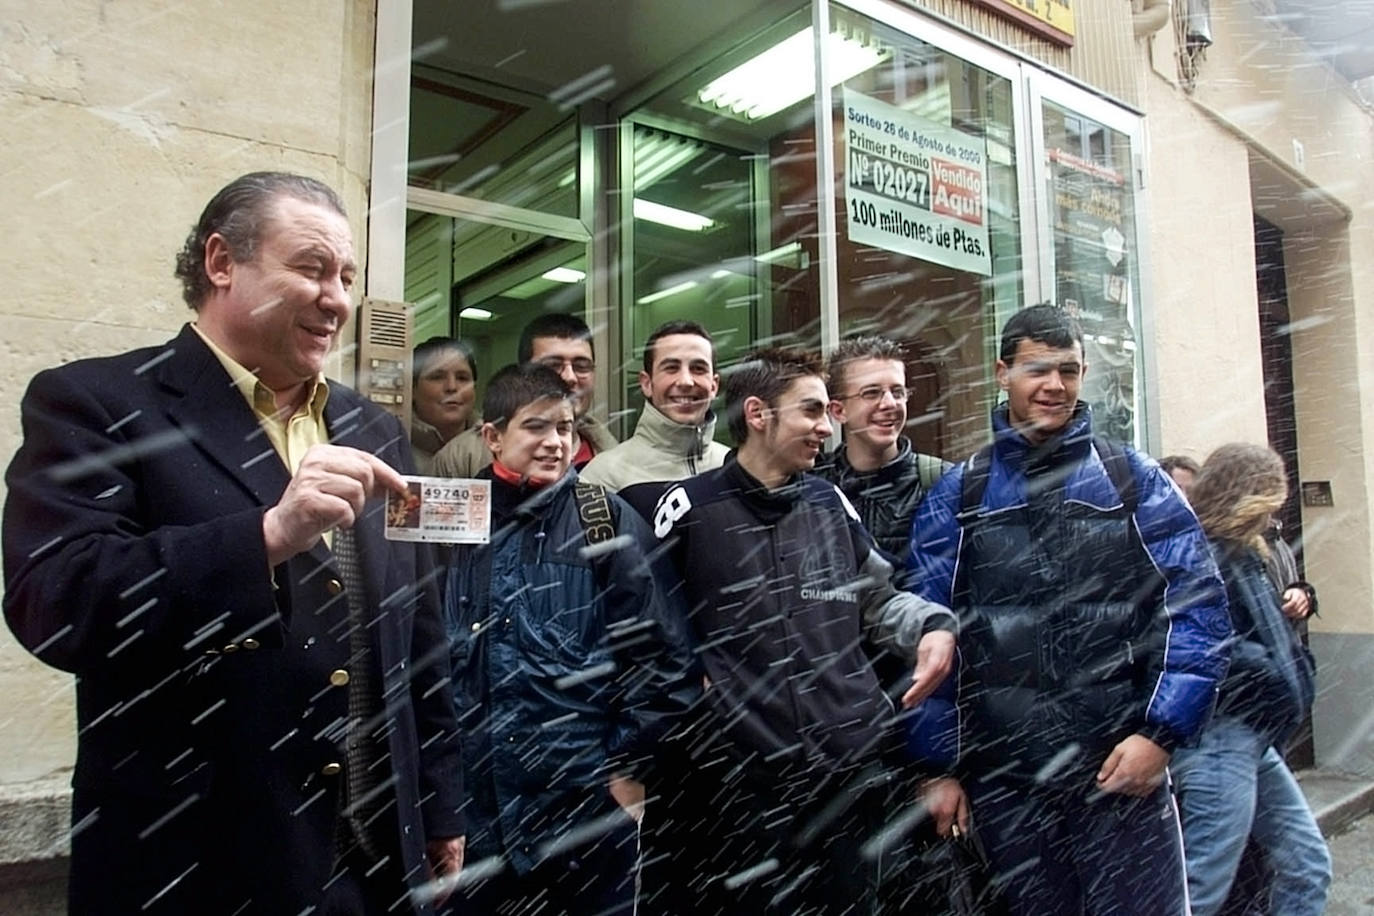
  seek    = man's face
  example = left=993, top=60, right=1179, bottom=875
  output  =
left=483, top=397, right=574, bottom=486
left=1168, top=466, right=1196, bottom=499
left=531, top=336, right=595, bottom=416
left=995, top=338, right=1085, bottom=443
left=760, top=375, right=834, bottom=475
left=639, top=333, right=719, bottom=426
left=202, top=195, right=356, bottom=391
left=414, top=350, right=476, bottom=438
left=828, top=357, right=907, bottom=454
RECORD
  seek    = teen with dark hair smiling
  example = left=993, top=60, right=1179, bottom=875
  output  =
left=441, top=362, right=697, bottom=916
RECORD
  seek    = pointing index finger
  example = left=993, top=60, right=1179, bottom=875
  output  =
left=361, top=452, right=407, bottom=497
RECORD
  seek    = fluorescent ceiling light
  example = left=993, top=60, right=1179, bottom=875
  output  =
left=633, top=198, right=716, bottom=232
left=541, top=266, right=586, bottom=283
left=634, top=130, right=706, bottom=189
left=697, top=27, right=887, bottom=122
left=458, top=307, right=494, bottom=320
left=637, top=280, right=699, bottom=305
left=755, top=241, right=802, bottom=264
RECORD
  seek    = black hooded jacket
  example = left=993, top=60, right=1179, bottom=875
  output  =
left=651, top=457, right=955, bottom=774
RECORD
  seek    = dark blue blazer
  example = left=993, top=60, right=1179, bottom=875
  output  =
left=3, top=324, right=464, bottom=914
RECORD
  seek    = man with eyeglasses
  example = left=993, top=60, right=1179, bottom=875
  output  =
left=814, top=338, right=953, bottom=912
left=817, top=335, right=950, bottom=565
left=433, top=313, right=617, bottom=478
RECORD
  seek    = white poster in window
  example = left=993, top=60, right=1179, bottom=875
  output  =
left=842, top=88, right=992, bottom=276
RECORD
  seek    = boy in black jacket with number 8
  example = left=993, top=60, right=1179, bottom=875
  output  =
left=646, top=347, right=958, bottom=916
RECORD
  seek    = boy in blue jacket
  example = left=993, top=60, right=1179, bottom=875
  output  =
left=441, top=363, right=699, bottom=916
left=907, top=305, right=1230, bottom=914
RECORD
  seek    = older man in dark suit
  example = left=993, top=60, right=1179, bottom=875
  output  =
left=3, top=172, right=465, bottom=914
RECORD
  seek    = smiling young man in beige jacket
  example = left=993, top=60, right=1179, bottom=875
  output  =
left=579, top=319, right=730, bottom=518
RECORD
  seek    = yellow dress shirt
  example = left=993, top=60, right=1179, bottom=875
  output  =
left=191, top=324, right=330, bottom=473
left=193, top=325, right=333, bottom=553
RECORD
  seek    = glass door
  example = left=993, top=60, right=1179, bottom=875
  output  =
left=1031, top=79, right=1150, bottom=447
left=401, top=55, right=596, bottom=411
left=825, top=0, right=1030, bottom=458
left=616, top=3, right=820, bottom=436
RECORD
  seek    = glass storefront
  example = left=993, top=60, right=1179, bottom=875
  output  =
left=394, top=0, right=1151, bottom=452
left=1041, top=99, right=1144, bottom=445
left=618, top=4, right=822, bottom=426
left=828, top=3, right=1023, bottom=457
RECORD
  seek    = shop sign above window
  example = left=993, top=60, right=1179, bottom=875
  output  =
left=842, top=88, right=991, bottom=276
left=968, top=0, right=1075, bottom=46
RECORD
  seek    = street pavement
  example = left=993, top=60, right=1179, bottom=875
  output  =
left=1327, top=813, right=1374, bottom=915
left=1301, top=768, right=1374, bottom=914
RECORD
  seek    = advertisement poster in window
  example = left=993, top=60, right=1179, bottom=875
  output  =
left=1049, top=146, right=1135, bottom=441
left=842, top=88, right=992, bottom=277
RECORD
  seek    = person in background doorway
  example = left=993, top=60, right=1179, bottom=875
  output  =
left=410, top=336, right=478, bottom=474
left=1263, top=515, right=1317, bottom=624
left=1161, top=453, right=1201, bottom=499
left=1170, top=442, right=1330, bottom=916
left=433, top=313, right=616, bottom=477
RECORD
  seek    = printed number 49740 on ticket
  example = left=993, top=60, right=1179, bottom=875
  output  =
left=384, top=476, right=491, bottom=544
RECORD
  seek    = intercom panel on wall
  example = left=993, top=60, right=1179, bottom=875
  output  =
left=356, top=297, right=414, bottom=431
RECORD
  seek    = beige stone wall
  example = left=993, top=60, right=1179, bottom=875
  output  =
left=1144, top=74, right=1270, bottom=457
left=1284, top=224, right=1374, bottom=636
left=1141, top=0, right=1374, bottom=636
left=0, top=0, right=378, bottom=785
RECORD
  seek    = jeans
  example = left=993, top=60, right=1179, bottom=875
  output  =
left=1171, top=716, right=1331, bottom=916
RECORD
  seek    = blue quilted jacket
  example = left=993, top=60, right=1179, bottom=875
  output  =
left=906, top=403, right=1231, bottom=787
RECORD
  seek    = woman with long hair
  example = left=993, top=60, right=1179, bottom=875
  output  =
left=1170, top=443, right=1330, bottom=915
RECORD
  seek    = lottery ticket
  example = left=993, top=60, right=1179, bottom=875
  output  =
left=384, top=476, right=491, bottom=544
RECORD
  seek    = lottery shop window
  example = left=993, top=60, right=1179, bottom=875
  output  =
left=827, top=4, right=1024, bottom=460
